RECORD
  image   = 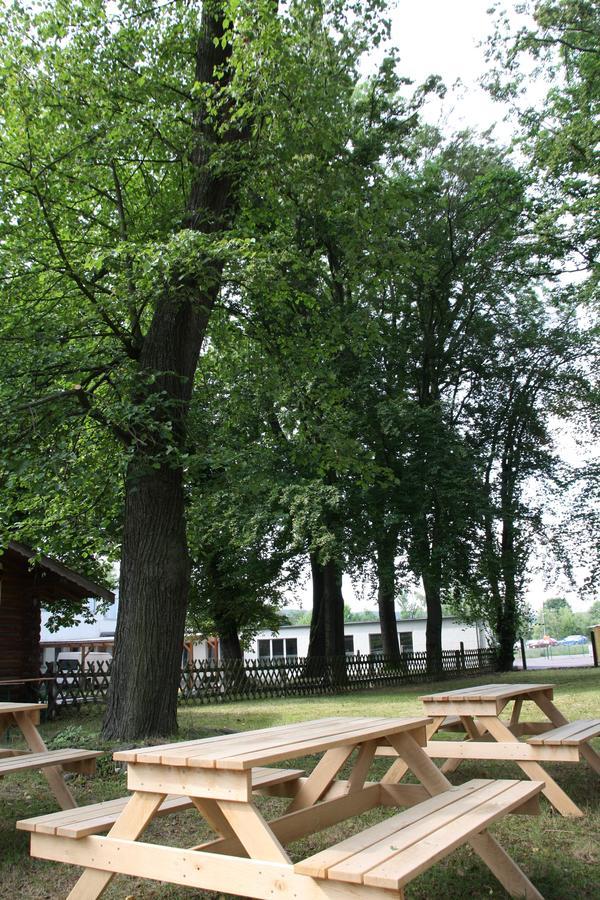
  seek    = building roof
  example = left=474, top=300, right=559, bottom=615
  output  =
left=5, top=541, right=115, bottom=603
left=275, top=615, right=466, bottom=630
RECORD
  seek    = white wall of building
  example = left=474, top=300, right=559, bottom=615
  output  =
left=244, top=617, right=488, bottom=660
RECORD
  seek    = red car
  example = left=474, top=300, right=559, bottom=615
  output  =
left=527, top=636, right=558, bottom=649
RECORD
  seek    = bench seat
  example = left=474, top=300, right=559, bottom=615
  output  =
left=527, top=719, right=600, bottom=746
left=439, top=715, right=466, bottom=732
left=0, top=748, right=100, bottom=777
left=295, top=778, right=542, bottom=890
left=17, top=766, right=304, bottom=838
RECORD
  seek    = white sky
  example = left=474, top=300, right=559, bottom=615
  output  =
left=390, top=0, right=513, bottom=140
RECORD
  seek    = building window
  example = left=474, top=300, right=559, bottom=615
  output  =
left=258, top=637, right=298, bottom=658
left=369, top=633, right=383, bottom=654
left=272, top=638, right=284, bottom=657
left=398, top=632, right=413, bottom=653
left=285, top=638, right=298, bottom=657
left=258, top=639, right=271, bottom=659
left=344, top=635, right=354, bottom=655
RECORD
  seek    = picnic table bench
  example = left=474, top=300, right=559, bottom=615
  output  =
left=0, top=702, right=100, bottom=809
left=19, top=716, right=545, bottom=899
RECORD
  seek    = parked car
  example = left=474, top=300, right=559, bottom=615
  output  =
left=557, top=634, right=589, bottom=646
left=526, top=636, right=558, bottom=649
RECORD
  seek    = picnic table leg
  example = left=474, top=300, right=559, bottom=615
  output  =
left=287, top=745, right=354, bottom=811
left=478, top=715, right=583, bottom=817
left=216, top=799, right=290, bottom=862
left=347, top=740, right=377, bottom=792
left=388, top=731, right=452, bottom=795
left=191, top=796, right=248, bottom=855
left=440, top=716, right=485, bottom=774
left=532, top=692, right=600, bottom=777
left=13, top=711, right=76, bottom=810
left=66, top=790, right=166, bottom=900
left=382, top=717, right=445, bottom=784
left=469, top=830, right=544, bottom=900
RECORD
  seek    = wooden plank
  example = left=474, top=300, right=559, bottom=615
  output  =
left=126, top=762, right=251, bottom=801
left=32, top=832, right=400, bottom=900
left=13, top=710, right=76, bottom=810
left=387, top=731, right=451, bottom=795
left=329, top=781, right=517, bottom=883
left=363, top=780, right=542, bottom=889
left=251, top=766, right=305, bottom=787
left=347, top=741, right=377, bottom=793
left=59, top=795, right=190, bottom=839
left=531, top=692, right=600, bottom=777
left=0, top=749, right=100, bottom=774
left=140, top=717, right=428, bottom=770
left=380, top=783, right=429, bottom=807
left=528, top=719, right=600, bottom=745
left=17, top=768, right=305, bottom=837
left=420, top=684, right=552, bottom=703
left=217, top=799, right=289, bottom=862
left=66, top=791, right=166, bottom=900
left=469, top=830, right=544, bottom=900
left=218, top=719, right=428, bottom=771
left=116, top=718, right=345, bottom=765
left=287, top=746, right=354, bottom=812
left=196, top=784, right=382, bottom=856
left=0, top=701, right=46, bottom=714
left=478, top=715, right=584, bottom=817
left=424, top=740, right=579, bottom=763
left=294, top=782, right=487, bottom=878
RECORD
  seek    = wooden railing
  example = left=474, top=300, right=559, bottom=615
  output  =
left=33, top=647, right=497, bottom=716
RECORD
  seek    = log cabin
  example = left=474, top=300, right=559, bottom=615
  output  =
left=0, top=541, right=114, bottom=695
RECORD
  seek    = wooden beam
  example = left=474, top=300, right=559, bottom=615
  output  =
left=31, top=833, right=398, bottom=900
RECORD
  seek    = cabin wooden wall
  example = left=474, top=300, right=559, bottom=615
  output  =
left=0, top=550, right=41, bottom=682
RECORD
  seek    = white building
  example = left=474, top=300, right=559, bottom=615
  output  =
left=245, top=616, right=489, bottom=660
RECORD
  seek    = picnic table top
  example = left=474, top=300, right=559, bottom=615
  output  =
left=0, top=701, right=47, bottom=715
left=114, top=715, right=431, bottom=771
left=420, top=683, right=554, bottom=704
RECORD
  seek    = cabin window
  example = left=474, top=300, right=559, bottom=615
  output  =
left=344, top=635, right=355, bottom=655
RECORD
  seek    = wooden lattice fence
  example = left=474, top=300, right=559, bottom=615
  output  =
left=37, top=647, right=497, bottom=716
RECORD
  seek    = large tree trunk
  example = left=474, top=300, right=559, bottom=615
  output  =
left=215, top=616, right=244, bottom=661
left=498, top=465, right=518, bottom=671
left=376, top=526, right=401, bottom=660
left=307, top=553, right=326, bottom=660
left=103, top=5, right=249, bottom=740
left=307, top=556, right=346, bottom=687
left=413, top=507, right=444, bottom=674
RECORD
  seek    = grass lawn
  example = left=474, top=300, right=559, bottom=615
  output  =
left=2, top=667, right=599, bottom=899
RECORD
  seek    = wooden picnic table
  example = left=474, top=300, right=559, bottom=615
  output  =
left=378, top=683, right=600, bottom=818
left=19, top=715, right=544, bottom=899
left=0, top=701, right=100, bottom=809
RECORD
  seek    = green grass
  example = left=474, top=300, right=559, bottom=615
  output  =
left=2, top=668, right=599, bottom=899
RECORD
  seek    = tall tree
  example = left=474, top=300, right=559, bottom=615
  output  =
left=0, top=0, right=395, bottom=736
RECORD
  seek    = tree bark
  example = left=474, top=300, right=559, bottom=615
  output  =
left=103, top=4, right=251, bottom=740
left=413, top=507, right=443, bottom=674
left=215, top=616, right=244, bottom=661
left=307, top=555, right=346, bottom=682
left=307, top=553, right=326, bottom=660
left=498, top=460, right=518, bottom=670
left=376, top=527, right=401, bottom=660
